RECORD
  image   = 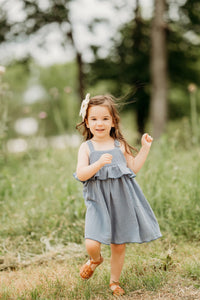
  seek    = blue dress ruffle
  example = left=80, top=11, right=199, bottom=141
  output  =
left=74, top=163, right=136, bottom=182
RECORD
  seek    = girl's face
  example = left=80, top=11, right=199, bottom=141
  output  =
left=86, top=105, right=114, bottom=139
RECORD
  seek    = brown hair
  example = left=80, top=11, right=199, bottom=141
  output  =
left=76, top=94, right=138, bottom=156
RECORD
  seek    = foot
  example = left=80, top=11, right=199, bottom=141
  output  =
left=80, top=255, right=104, bottom=280
left=109, top=281, right=125, bottom=296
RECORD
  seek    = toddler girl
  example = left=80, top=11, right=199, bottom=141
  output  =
left=74, top=93, right=162, bottom=296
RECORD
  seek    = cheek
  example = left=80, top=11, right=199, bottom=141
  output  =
left=86, top=121, right=95, bottom=129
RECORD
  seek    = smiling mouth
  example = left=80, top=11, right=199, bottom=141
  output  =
left=96, top=129, right=105, bottom=131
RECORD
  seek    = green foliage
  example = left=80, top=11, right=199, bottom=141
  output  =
left=181, top=0, right=200, bottom=33
left=2, top=61, right=80, bottom=138
left=1, top=0, right=200, bottom=140
left=87, top=17, right=151, bottom=134
left=0, top=68, right=10, bottom=156
left=0, top=0, right=72, bottom=42
left=87, top=0, right=200, bottom=128
left=38, top=62, right=80, bottom=134
left=1, top=61, right=31, bottom=140
left=4, top=61, right=30, bottom=94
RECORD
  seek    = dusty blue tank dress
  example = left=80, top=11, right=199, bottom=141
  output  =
left=74, top=139, right=162, bottom=245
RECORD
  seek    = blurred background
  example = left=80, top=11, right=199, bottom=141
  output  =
left=0, top=0, right=200, bottom=155
left=0, top=3, right=200, bottom=294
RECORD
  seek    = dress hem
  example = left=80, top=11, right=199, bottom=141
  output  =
left=85, top=234, right=162, bottom=245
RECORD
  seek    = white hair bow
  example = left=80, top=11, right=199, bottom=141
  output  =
left=79, top=93, right=90, bottom=120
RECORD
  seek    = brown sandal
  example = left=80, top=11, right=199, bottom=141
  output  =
left=80, top=255, right=104, bottom=280
left=109, top=282, right=125, bottom=296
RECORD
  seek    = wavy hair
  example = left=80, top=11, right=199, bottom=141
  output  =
left=76, top=94, right=138, bottom=156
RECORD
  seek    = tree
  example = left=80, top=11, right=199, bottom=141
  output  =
left=0, top=0, right=85, bottom=100
left=87, top=0, right=200, bottom=137
left=150, top=0, right=168, bottom=138
left=87, top=2, right=151, bottom=136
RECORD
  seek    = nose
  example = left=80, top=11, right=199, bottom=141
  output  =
left=96, top=119, right=103, bottom=125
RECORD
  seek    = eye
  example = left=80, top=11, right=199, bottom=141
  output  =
left=104, top=118, right=109, bottom=120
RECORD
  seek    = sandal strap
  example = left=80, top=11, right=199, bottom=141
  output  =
left=109, top=282, right=120, bottom=287
left=113, top=286, right=125, bottom=295
left=110, top=282, right=125, bottom=296
left=90, top=255, right=103, bottom=265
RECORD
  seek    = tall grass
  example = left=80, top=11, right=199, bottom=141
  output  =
left=0, top=130, right=200, bottom=299
left=139, top=130, right=200, bottom=241
left=0, top=147, right=85, bottom=257
left=0, top=125, right=200, bottom=259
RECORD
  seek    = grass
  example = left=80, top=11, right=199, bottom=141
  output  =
left=0, top=241, right=200, bottom=299
left=0, top=147, right=85, bottom=257
left=183, top=261, right=200, bottom=288
left=0, top=122, right=200, bottom=298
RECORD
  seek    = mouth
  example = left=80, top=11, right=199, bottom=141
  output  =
left=96, top=129, right=105, bottom=132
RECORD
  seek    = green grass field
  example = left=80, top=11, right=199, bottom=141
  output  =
left=0, top=128, right=200, bottom=299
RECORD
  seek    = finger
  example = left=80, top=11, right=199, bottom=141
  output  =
left=142, top=133, right=146, bottom=139
left=149, top=135, right=153, bottom=141
left=106, top=158, right=112, bottom=162
left=105, top=160, right=112, bottom=164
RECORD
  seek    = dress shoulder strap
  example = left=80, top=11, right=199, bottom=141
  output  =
left=114, top=139, right=121, bottom=148
left=87, top=140, right=95, bottom=152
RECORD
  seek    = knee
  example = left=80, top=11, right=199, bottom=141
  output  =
left=85, top=239, right=101, bottom=253
left=111, top=244, right=126, bottom=255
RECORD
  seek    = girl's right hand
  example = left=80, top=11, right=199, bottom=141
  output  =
left=141, top=133, right=153, bottom=147
left=98, top=153, right=113, bottom=167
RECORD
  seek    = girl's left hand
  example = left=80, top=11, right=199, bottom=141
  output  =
left=141, top=133, right=153, bottom=147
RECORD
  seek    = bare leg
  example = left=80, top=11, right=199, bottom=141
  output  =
left=80, top=239, right=103, bottom=279
left=85, top=239, right=101, bottom=271
left=110, top=243, right=126, bottom=285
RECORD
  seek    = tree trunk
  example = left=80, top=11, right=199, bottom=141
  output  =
left=76, top=51, right=85, bottom=100
left=67, top=27, right=85, bottom=101
left=134, top=0, right=146, bottom=136
left=150, top=0, right=168, bottom=138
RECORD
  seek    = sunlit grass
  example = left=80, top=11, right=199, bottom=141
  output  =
left=0, top=130, right=200, bottom=258
left=0, top=241, right=200, bottom=299
left=0, top=122, right=200, bottom=298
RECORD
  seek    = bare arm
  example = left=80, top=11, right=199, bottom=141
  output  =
left=76, top=142, right=113, bottom=181
left=124, top=133, right=153, bottom=174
